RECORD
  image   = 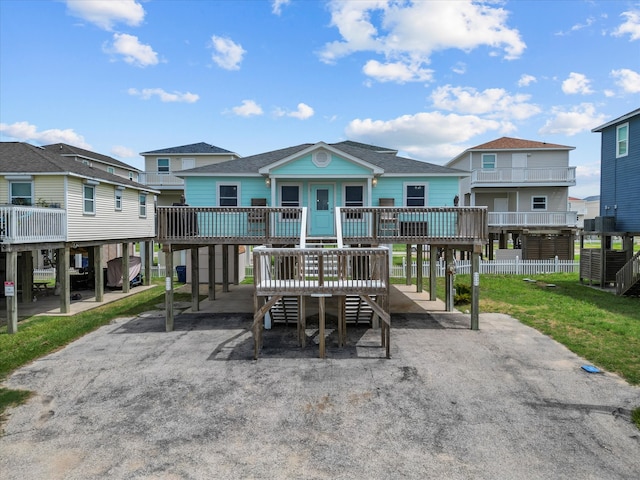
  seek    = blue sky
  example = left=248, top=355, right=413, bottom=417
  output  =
left=1, top=0, right=639, bottom=198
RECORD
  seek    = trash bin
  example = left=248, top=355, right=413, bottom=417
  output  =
left=176, top=265, right=187, bottom=283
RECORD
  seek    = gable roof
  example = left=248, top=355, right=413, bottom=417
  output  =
left=178, top=141, right=468, bottom=177
left=591, top=108, right=640, bottom=132
left=1, top=142, right=157, bottom=192
left=140, top=142, right=238, bottom=156
left=467, top=137, right=574, bottom=151
left=43, top=143, right=140, bottom=172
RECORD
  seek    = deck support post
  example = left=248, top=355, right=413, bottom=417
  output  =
left=429, top=245, right=437, bottom=301
left=122, top=243, right=130, bottom=293
left=5, top=250, right=18, bottom=333
left=59, top=246, right=70, bottom=314
left=21, top=250, right=33, bottom=305
left=471, top=247, right=480, bottom=330
left=143, top=241, right=152, bottom=286
left=191, top=247, right=200, bottom=312
left=208, top=245, right=216, bottom=300
left=234, top=245, right=240, bottom=285
left=94, top=245, right=103, bottom=302
left=165, top=247, right=174, bottom=332
left=445, top=248, right=454, bottom=312
left=222, top=245, right=229, bottom=293
left=416, top=243, right=423, bottom=293
left=405, top=243, right=412, bottom=286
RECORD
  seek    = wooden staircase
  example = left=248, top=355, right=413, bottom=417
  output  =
left=616, top=250, right=640, bottom=296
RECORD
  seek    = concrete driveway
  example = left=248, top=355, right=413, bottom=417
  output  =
left=1, top=284, right=639, bottom=479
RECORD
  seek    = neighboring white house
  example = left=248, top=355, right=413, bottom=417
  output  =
left=139, top=142, right=240, bottom=206
left=1, top=142, right=159, bottom=329
left=446, top=137, right=578, bottom=259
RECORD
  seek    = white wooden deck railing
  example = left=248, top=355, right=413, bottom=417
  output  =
left=488, top=211, right=578, bottom=227
left=0, top=205, right=67, bottom=245
left=138, top=171, right=184, bottom=186
left=337, top=206, right=488, bottom=246
left=253, top=246, right=389, bottom=296
left=471, top=167, right=576, bottom=185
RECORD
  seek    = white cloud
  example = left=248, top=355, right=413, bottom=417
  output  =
left=555, top=16, right=595, bottom=36
left=128, top=88, right=199, bottom=103
left=272, top=0, right=291, bottom=16
left=65, top=0, right=145, bottom=31
left=610, top=68, right=640, bottom=93
left=230, top=100, right=263, bottom=117
left=106, top=33, right=159, bottom=67
left=561, top=72, right=593, bottom=95
left=363, top=60, right=433, bottom=83
left=210, top=36, right=245, bottom=70
left=274, top=103, right=315, bottom=120
left=111, top=145, right=136, bottom=158
left=320, top=1, right=525, bottom=83
left=538, top=103, right=607, bottom=136
left=345, top=111, right=502, bottom=162
left=612, top=10, right=640, bottom=41
left=431, top=85, right=541, bottom=120
left=0, top=121, right=91, bottom=149
left=517, top=74, right=536, bottom=87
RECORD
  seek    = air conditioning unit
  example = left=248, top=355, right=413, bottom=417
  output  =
left=583, top=219, right=595, bottom=231
left=595, top=216, right=616, bottom=232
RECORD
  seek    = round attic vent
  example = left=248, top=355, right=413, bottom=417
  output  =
left=313, top=150, right=331, bottom=167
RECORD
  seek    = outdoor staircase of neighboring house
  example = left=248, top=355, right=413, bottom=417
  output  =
left=268, top=296, right=300, bottom=325
left=343, top=295, right=376, bottom=325
left=617, top=250, right=640, bottom=296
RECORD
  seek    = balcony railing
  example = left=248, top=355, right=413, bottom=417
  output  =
left=337, top=207, right=488, bottom=246
left=471, top=167, right=576, bottom=186
left=138, top=171, right=185, bottom=187
left=488, top=211, right=578, bottom=227
left=0, top=205, right=67, bottom=245
left=156, top=206, right=307, bottom=245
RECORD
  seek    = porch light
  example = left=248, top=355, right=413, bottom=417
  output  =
left=265, top=177, right=271, bottom=187
left=372, top=177, right=378, bottom=187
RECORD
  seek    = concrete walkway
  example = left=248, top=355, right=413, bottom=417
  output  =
left=1, top=284, right=639, bottom=479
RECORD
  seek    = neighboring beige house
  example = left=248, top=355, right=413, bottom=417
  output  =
left=44, top=143, right=142, bottom=182
left=446, top=137, right=578, bottom=259
left=139, top=142, right=240, bottom=206
left=1, top=142, right=158, bottom=330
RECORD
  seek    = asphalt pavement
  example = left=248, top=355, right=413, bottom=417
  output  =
left=1, top=284, right=639, bottom=479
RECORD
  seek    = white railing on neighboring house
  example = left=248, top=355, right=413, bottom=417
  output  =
left=34, top=268, right=57, bottom=282
left=488, top=211, right=578, bottom=227
left=0, top=205, right=67, bottom=245
left=138, top=172, right=185, bottom=187
left=246, top=256, right=579, bottom=278
left=471, top=167, right=576, bottom=185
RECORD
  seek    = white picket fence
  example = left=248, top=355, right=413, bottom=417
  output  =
left=34, top=266, right=177, bottom=281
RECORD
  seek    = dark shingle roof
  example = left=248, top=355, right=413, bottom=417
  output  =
left=140, top=142, right=237, bottom=155
left=179, top=141, right=467, bottom=176
left=1, top=142, right=154, bottom=191
left=43, top=143, right=140, bottom=171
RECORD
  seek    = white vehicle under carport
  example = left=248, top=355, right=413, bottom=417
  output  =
left=106, top=256, right=143, bottom=289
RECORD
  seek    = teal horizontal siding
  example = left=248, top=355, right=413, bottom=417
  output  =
left=272, top=154, right=371, bottom=176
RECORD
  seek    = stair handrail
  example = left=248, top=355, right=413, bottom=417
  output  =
left=616, top=249, right=640, bottom=296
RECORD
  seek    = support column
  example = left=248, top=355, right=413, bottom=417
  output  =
left=59, top=246, right=70, bottom=314
left=122, top=243, right=130, bottom=293
left=405, top=243, right=412, bottom=286
left=445, top=248, right=454, bottom=312
left=416, top=244, right=423, bottom=293
left=94, top=245, right=103, bottom=302
left=471, top=247, right=480, bottom=330
left=222, top=245, right=229, bottom=293
left=5, top=250, right=18, bottom=334
left=429, top=245, right=437, bottom=301
left=21, top=251, right=33, bottom=305
left=208, top=245, right=216, bottom=301
left=165, top=247, right=174, bottom=332
left=144, top=241, right=153, bottom=286
left=234, top=245, right=240, bottom=285
left=191, top=247, right=200, bottom=312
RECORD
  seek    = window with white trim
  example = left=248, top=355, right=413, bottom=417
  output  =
left=107, top=167, right=115, bottom=174
left=617, top=123, right=628, bottom=158
left=405, top=183, right=427, bottom=207
left=344, top=185, right=364, bottom=219
left=157, top=158, right=170, bottom=174
left=139, top=193, right=147, bottom=217
left=218, top=183, right=239, bottom=206
left=83, top=185, right=95, bottom=214
left=482, top=153, right=497, bottom=169
left=532, top=196, right=547, bottom=210
left=128, top=171, right=134, bottom=180
left=10, top=181, right=33, bottom=205
left=115, top=189, right=122, bottom=211
left=280, top=185, right=300, bottom=219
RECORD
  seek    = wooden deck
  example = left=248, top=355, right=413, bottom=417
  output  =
left=252, top=247, right=390, bottom=359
